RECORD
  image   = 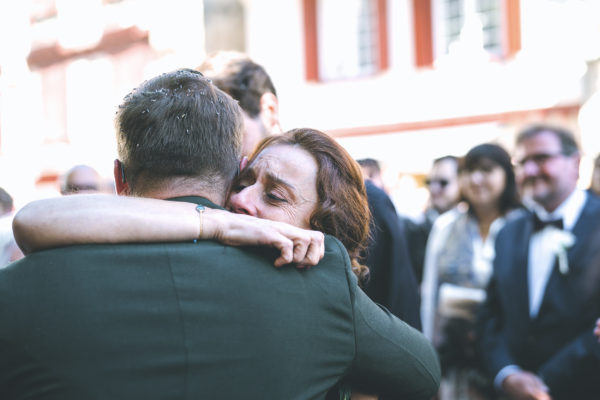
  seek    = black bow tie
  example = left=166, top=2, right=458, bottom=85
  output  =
left=532, top=213, right=563, bottom=232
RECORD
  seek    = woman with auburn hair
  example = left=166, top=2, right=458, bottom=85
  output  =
left=14, top=128, right=371, bottom=284
left=232, top=128, right=371, bottom=283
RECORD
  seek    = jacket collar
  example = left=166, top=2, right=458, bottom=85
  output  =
left=166, top=196, right=225, bottom=211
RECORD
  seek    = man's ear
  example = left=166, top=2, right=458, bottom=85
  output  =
left=259, top=92, right=281, bottom=134
left=113, top=159, right=129, bottom=195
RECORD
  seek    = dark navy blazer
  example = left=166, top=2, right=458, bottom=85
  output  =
left=478, top=194, right=600, bottom=399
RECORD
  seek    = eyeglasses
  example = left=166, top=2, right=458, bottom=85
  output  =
left=425, top=178, right=450, bottom=188
left=63, top=184, right=100, bottom=194
left=514, top=152, right=564, bottom=168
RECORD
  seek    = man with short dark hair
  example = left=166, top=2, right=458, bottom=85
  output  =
left=478, top=124, right=600, bottom=400
left=0, top=69, right=440, bottom=399
left=405, top=155, right=460, bottom=284
left=357, top=158, right=386, bottom=191
left=198, top=51, right=281, bottom=156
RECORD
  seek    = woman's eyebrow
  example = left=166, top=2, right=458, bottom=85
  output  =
left=265, top=172, right=316, bottom=204
left=265, top=172, right=298, bottom=198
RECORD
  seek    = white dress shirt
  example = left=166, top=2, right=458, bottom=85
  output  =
left=527, top=189, right=586, bottom=317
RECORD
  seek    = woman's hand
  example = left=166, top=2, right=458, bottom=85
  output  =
left=594, top=318, right=600, bottom=342
left=206, top=209, right=324, bottom=267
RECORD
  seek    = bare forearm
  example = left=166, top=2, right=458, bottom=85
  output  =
left=13, top=194, right=200, bottom=253
left=12, top=194, right=325, bottom=266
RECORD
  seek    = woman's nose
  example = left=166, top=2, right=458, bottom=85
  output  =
left=470, top=170, right=484, bottom=183
left=229, top=187, right=258, bottom=216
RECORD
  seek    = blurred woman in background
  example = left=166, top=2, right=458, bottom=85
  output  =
left=420, top=143, right=522, bottom=399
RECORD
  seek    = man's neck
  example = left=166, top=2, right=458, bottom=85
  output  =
left=124, top=176, right=229, bottom=207
left=152, top=191, right=225, bottom=206
left=541, top=186, right=577, bottom=214
left=135, top=187, right=226, bottom=207
left=533, top=187, right=586, bottom=232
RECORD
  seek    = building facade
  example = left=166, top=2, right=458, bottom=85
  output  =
left=0, top=0, right=598, bottom=212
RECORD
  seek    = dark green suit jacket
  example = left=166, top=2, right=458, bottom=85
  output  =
left=0, top=197, right=440, bottom=399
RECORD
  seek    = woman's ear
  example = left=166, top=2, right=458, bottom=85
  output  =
left=239, top=156, right=249, bottom=172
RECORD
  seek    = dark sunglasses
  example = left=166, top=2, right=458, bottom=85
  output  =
left=514, top=152, right=564, bottom=168
left=64, top=184, right=100, bottom=193
left=425, top=179, right=449, bottom=188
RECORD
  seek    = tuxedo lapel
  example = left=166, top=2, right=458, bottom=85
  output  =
left=566, top=196, right=598, bottom=268
left=511, top=216, right=534, bottom=325
left=535, top=196, right=597, bottom=319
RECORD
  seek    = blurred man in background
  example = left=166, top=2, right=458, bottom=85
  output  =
left=358, top=157, right=387, bottom=192
left=405, top=156, right=460, bottom=283
left=589, top=153, right=600, bottom=196
left=61, top=164, right=106, bottom=195
left=478, top=124, right=600, bottom=400
left=0, top=187, right=23, bottom=267
left=357, top=158, right=422, bottom=331
left=198, top=51, right=281, bottom=156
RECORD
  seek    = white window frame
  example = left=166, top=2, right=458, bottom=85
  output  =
left=432, top=0, right=502, bottom=60
left=317, top=0, right=379, bottom=81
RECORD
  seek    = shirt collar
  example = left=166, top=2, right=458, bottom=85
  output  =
left=166, top=196, right=225, bottom=210
left=531, top=188, right=587, bottom=231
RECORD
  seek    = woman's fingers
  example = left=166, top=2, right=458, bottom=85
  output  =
left=273, top=230, right=324, bottom=268
left=300, top=232, right=324, bottom=266
left=291, top=231, right=324, bottom=266
left=273, top=237, right=294, bottom=267
left=292, top=240, right=309, bottom=264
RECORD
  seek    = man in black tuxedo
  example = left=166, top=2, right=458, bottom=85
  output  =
left=478, top=124, right=600, bottom=400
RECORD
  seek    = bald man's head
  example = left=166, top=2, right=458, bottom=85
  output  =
left=62, top=165, right=104, bottom=195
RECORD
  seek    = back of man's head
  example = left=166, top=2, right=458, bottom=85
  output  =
left=197, top=51, right=277, bottom=118
left=115, top=69, right=243, bottom=197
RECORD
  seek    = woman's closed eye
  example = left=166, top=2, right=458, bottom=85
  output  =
left=266, top=191, right=288, bottom=203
